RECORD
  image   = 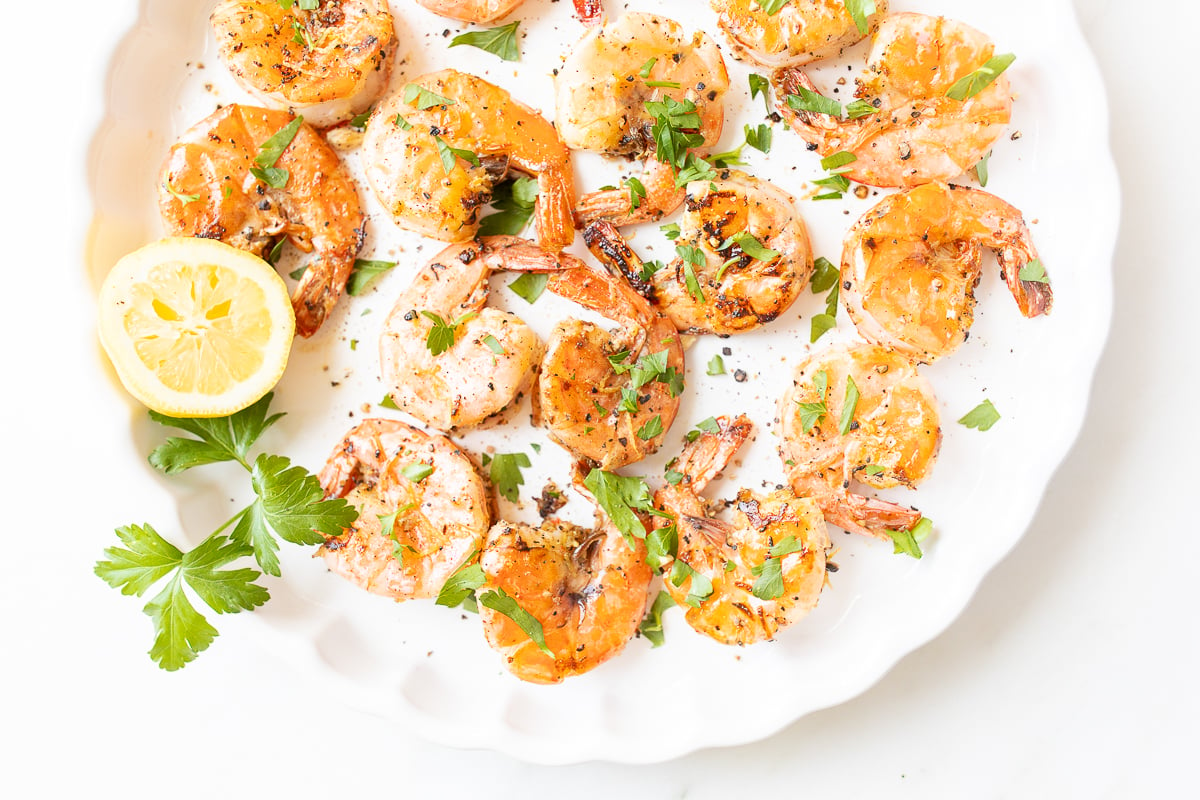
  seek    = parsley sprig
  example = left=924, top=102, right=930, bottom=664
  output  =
left=95, top=393, right=357, bottom=670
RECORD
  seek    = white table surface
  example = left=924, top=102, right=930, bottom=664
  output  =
left=3, top=0, right=1195, bottom=796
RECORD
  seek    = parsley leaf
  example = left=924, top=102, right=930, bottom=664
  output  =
left=744, top=123, right=772, bottom=154
left=433, top=136, right=480, bottom=174
left=843, top=0, right=876, bottom=35
left=797, top=370, right=829, bottom=432
left=645, top=96, right=705, bottom=170
left=403, top=84, right=455, bottom=109
left=838, top=375, right=860, bottom=436
left=636, top=415, right=664, bottom=441
left=958, top=399, right=1001, bottom=431
left=232, top=454, right=357, bottom=576
left=645, top=523, right=679, bottom=573
left=626, top=176, right=647, bottom=210
left=787, top=87, right=842, bottom=117
left=638, top=589, right=676, bottom=647
left=946, top=53, right=1016, bottom=101
left=888, top=517, right=933, bottom=559
left=148, top=392, right=284, bottom=473
left=490, top=452, right=532, bottom=502
left=478, top=177, right=540, bottom=236
left=164, top=183, right=200, bottom=205
left=750, top=536, right=806, bottom=600
left=975, top=150, right=992, bottom=187
left=845, top=99, right=879, bottom=119
left=449, top=20, right=520, bottom=62
left=755, top=0, right=792, bottom=15
left=677, top=244, right=706, bottom=302
left=95, top=524, right=268, bottom=671
left=820, top=151, right=858, bottom=171
left=255, top=115, right=303, bottom=170
left=685, top=416, right=721, bottom=443
left=668, top=559, right=714, bottom=607
left=421, top=310, right=477, bottom=356
left=508, top=272, right=548, bottom=304
left=479, top=588, right=552, bottom=656
left=583, top=469, right=654, bottom=544
left=1019, top=259, right=1050, bottom=284
left=435, top=555, right=486, bottom=608
left=401, top=462, right=434, bottom=483
left=810, top=256, right=840, bottom=293
left=749, top=73, right=771, bottom=114
left=707, top=354, right=726, bottom=376
left=347, top=258, right=398, bottom=296
left=660, top=223, right=681, bottom=240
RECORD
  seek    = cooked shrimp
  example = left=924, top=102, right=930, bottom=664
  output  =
left=317, top=419, right=491, bottom=600
left=534, top=227, right=686, bottom=469
left=379, top=237, right=582, bottom=431
left=595, top=173, right=814, bottom=335
left=710, top=0, right=888, bottom=68
left=413, top=0, right=522, bottom=24
left=479, top=486, right=653, bottom=684
left=159, top=104, right=365, bottom=338
left=778, top=344, right=940, bottom=541
left=210, top=0, right=397, bottom=126
left=653, top=415, right=829, bottom=646
left=363, top=70, right=575, bottom=251
left=775, top=13, right=1013, bottom=187
left=842, top=182, right=1052, bottom=362
left=556, top=13, right=730, bottom=226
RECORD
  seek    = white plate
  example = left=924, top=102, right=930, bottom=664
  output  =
left=86, top=0, right=1117, bottom=764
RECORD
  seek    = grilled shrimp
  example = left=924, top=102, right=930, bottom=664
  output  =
left=211, top=0, right=397, bottom=126
left=379, top=237, right=580, bottom=431
left=556, top=13, right=730, bottom=226
left=159, top=104, right=365, bottom=338
left=778, top=344, right=940, bottom=541
left=534, top=225, right=686, bottom=469
left=415, top=0, right=601, bottom=24
left=363, top=70, right=575, bottom=251
left=479, top=482, right=653, bottom=684
left=599, top=173, right=814, bottom=335
left=710, top=0, right=887, bottom=68
left=414, top=0, right=523, bottom=24
left=317, top=419, right=491, bottom=600
left=842, top=182, right=1052, bottom=362
left=776, top=13, right=1013, bottom=188
left=654, top=415, right=828, bottom=646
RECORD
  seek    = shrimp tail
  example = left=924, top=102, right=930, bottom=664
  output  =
left=820, top=491, right=922, bottom=542
left=997, top=248, right=1054, bottom=317
left=477, top=236, right=587, bottom=273
left=675, top=415, right=754, bottom=492
left=575, top=160, right=685, bottom=228
left=773, top=68, right=839, bottom=143
left=581, top=221, right=656, bottom=299
left=292, top=221, right=366, bottom=337
left=573, top=0, right=603, bottom=26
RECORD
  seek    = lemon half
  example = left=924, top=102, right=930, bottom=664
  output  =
left=97, top=237, right=295, bottom=417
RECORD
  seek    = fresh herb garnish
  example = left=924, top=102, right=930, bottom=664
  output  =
left=838, top=375, right=860, bottom=436
left=685, top=416, right=721, bottom=443
left=750, top=536, right=806, bottom=600
left=403, top=84, right=456, bottom=110
left=810, top=257, right=841, bottom=342
left=489, top=452, right=532, bottom=502
left=754, top=0, right=792, bottom=14
left=435, top=554, right=485, bottom=609
left=888, top=517, right=932, bottom=559
left=251, top=115, right=303, bottom=190
left=449, top=20, right=520, bottom=62
left=744, top=123, right=772, bottom=154
left=749, top=73, right=771, bottom=114
left=433, top=136, right=480, bottom=174
left=421, top=310, right=478, bottom=356
left=958, top=399, right=1001, bottom=431
left=478, top=177, right=539, bottom=236
left=975, top=150, right=992, bottom=187
left=796, top=369, right=829, bottom=433
left=946, top=53, right=1016, bottom=101
left=400, top=462, right=434, bottom=483
left=96, top=394, right=356, bottom=670
left=626, top=176, right=647, bottom=210
left=1018, top=259, right=1049, bottom=284
left=637, top=415, right=665, bottom=441
left=349, top=106, right=373, bottom=131
left=843, top=0, right=876, bottom=35
left=347, top=258, right=398, bottom=296
left=479, top=588, right=552, bottom=656
left=164, top=183, right=200, bottom=205
left=667, top=559, right=714, bottom=607
left=583, top=469, right=655, bottom=544
left=707, top=354, right=726, bottom=376
left=638, top=590, right=676, bottom=647
left=508, top=271, right=548, bottom=304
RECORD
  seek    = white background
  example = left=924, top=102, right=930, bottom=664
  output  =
left=2, top=0, right=1195, bottom=796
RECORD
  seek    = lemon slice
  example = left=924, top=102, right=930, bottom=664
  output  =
left=97, top=237, right=295, bottom=417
